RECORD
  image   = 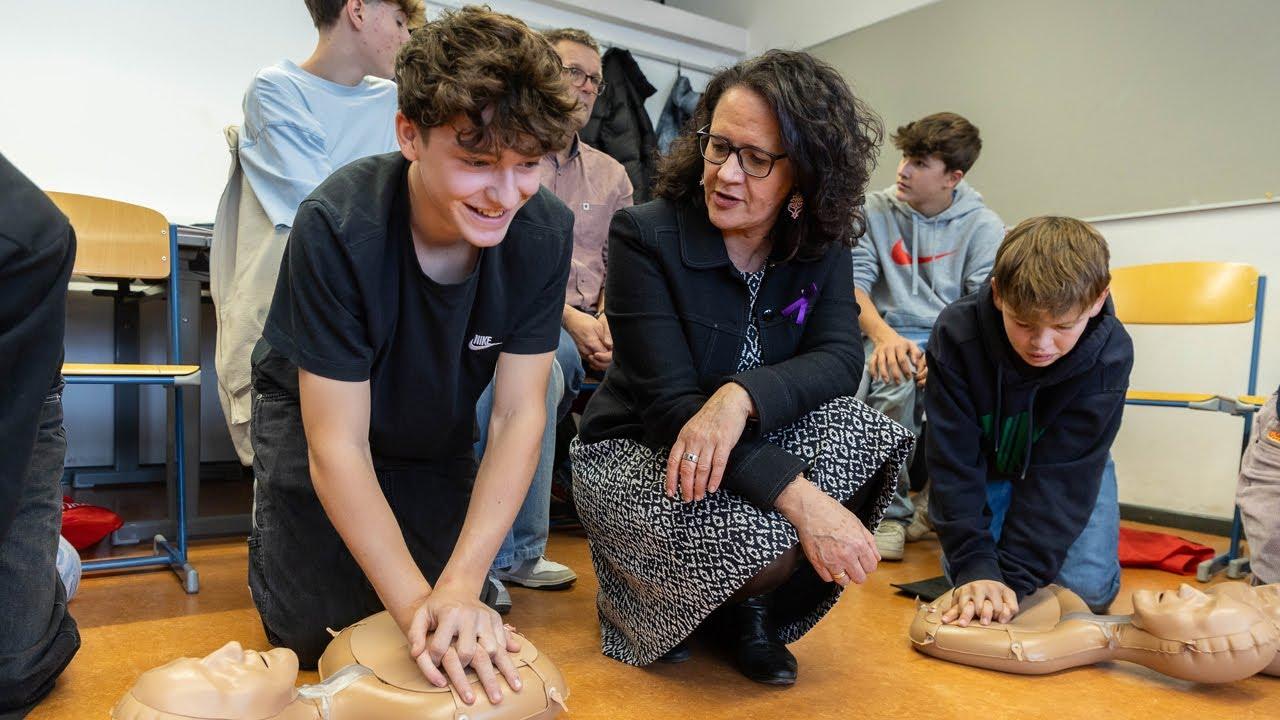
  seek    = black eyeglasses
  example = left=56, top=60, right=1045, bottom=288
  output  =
left=696, top=126, right=787, bottom=179
left=561, top=66, right=607, bottom=95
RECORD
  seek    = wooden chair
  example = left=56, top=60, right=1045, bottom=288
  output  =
left=49, top=192, right=200, bottom=592
left=1110, top=261, right=1266, bottom=582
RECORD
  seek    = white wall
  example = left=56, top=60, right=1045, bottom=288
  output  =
left=1093, top=201, right=1280, bottom=519
left=666, top=0, right=937, bottom=52
left=0, top=0, right=737, bottom=225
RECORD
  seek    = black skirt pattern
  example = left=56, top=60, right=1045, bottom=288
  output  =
left=570, top=269, right=915, bottom=665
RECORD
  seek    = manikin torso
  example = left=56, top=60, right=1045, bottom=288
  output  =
left=112, top=613, right=568, bottom=720
left=909, top=582, right=1280, bottom=683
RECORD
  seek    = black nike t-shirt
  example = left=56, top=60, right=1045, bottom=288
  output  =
left=255, top=152, right=573, bottom=464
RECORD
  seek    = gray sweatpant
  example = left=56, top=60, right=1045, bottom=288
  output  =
left=1239, top=390, right=1280, bottom=585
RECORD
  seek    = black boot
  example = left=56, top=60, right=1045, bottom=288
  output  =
left=723, top=595, right=797, bottom=685
left=656, top=640, right=692, bottom=664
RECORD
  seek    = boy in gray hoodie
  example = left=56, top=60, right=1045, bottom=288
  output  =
left=852, top=112, right=1004, bottom=559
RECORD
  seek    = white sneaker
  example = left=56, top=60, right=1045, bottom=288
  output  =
left=905, top=499, right=934, bottom=542
left=496, top=557, right=577, bottom=590
left=875, top=522, right=907, bottom=561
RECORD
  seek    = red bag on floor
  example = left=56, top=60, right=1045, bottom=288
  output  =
left=1118, top=526, right=1215, bottom=575
left=61, top=496, right=123, bottom=550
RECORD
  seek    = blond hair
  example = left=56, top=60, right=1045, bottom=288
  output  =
left=992, top=216, right=1110, bottom=317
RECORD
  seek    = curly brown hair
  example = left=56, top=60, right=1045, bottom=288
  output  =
left=395, top=6, right=578, bottom=157
left=892, top=112, right=982, bottom=173
left=654, top=50, right=883, bottom=258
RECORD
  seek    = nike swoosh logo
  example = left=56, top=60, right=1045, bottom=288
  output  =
left=468, top=337, right=503, bottom=351
left=891, top=238, right=957, bottom=266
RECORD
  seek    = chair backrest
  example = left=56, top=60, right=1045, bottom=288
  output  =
left=46, top=191, right=170, bottom=280
left=1110, top=261, right=1260, bottom=325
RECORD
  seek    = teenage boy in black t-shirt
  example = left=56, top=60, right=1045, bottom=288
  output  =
left=247, top=7, right=578, bottom=707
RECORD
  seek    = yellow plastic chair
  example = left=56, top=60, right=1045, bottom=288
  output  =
left=1110, top=261, right=1266, bottom=581
left=49, top=192, right=200, bottom=592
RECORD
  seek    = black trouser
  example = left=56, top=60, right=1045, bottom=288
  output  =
left=0, top=153, right=80, bottom=718
left=248, top=389, right=475, bottom=667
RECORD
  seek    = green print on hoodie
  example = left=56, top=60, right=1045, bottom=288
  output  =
left=980, top=411, right=1049, bottom=475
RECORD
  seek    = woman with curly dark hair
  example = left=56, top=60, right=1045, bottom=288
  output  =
left=570, top=50, right=915, bottom=684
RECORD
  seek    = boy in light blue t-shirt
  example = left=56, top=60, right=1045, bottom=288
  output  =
left=213, top=0, right=420, bottom=465
left=240, top=0, right=421, bottom=227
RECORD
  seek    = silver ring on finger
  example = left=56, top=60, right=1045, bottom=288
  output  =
left=683, top=451, right=699, bottom=464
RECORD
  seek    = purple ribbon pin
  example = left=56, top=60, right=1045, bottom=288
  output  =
left=782, top=283, right=818, bottom=325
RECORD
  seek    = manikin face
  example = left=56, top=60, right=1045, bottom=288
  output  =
left=702, top=86, right=795, bottom=240
left=1131, top=584, right=1257, bottom=641
left=355, top=0, right=412, bottom=80
left=553, top=40, right=603, bottom=130
left=992, top=282, right=1108, bottom=368
left=131, top=641, right=299, bottom=718
left=894, top=154, right=960, bottom=214
left=397, top=113, right=545, bottom=249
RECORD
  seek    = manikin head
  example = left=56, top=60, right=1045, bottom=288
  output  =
left=393, top=6, right=578, bottom=250
left=990, top=216, right=1111, bottom=368
left=116, top=641, right=301, bottom=720
left=304, top=0, right=425, bottom=80
left=1131, top=583, right=1261, bottom=641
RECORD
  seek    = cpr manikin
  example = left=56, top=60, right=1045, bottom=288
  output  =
left=909, top=583, right=1279, bottom=683
left=113, top=613, right=568, bottom=720
left=1207, top=582, right=1280, bottom=676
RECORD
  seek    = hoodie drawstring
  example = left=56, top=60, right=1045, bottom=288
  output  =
left=1020, top=386, right=1040, bottom=481
left=992, top=364, right=1040, bottom=479
left=993, top=366, right=1003, bottom=459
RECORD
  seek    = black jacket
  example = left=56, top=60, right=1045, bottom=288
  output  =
left=581, top=48, right=658, bottom=203
left=0, top=154, right=75, bottom=542
left=925, top=284, right=1133, bottom=600
left=578, top=198, right=864, bottom=508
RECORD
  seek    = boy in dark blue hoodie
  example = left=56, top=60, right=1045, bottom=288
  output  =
left=926, top=216, right=1133, bottom=625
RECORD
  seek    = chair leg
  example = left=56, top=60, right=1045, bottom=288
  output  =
left=1198, top=507, right=1249, bottom=583
left=165, top=386, right=197, bottom=593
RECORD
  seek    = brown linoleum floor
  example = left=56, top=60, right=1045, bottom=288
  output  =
left=31, top=522, right=1279, bottom=719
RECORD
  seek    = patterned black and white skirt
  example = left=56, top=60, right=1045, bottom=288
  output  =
left=569, top=395, right=914, bottom=666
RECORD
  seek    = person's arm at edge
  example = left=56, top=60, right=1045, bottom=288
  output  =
left=436, top=351, right=551, bottom=596
left=923, top=346, right=1002, bottom=588
left=297, top=370, right=435, bottom=641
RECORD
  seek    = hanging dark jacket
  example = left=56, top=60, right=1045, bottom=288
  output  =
left=656, top=73, right=701, bottom=153
left=924, top=284, right=1133, bottom=601
left=581, top=48, right=658, bottom=203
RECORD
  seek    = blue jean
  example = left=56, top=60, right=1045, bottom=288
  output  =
left=478, top=328, right=582, bottom=569
left=943, top=456, right=1121, bottom=613
left=857, top=329, right=930, bottom=524
left=0, top=381, right=81, bottom=714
